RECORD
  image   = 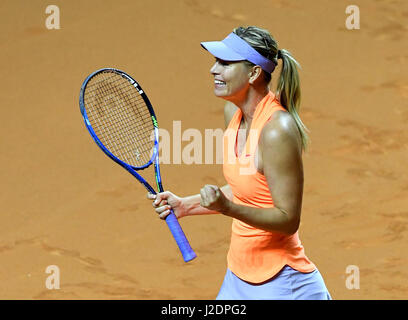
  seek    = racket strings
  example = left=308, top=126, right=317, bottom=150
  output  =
left=94, top=77, right=153, bottom=164
left=89, top=76, right=150, bottom=161
left=84, top=72, right=155, bottom=167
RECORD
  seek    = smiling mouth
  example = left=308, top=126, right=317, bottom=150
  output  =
left=214, top=80, right=226, bottom=85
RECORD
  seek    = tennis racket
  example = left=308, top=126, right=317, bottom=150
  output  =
left=79, top=68, right=197, bottom=262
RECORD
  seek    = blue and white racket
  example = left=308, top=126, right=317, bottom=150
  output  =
left=79, top=68, right=196, bottom=262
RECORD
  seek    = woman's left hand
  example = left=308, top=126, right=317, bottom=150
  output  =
left=200, top=184, right=231, bottom=213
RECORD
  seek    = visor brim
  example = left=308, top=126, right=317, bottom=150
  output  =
left=200, top=41, right=245, bottom=61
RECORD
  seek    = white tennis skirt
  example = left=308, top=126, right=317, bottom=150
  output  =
left=216, top=265, right=332, bottom=300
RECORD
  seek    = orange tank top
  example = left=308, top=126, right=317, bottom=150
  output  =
left=223, top=91, right=316, bottom=283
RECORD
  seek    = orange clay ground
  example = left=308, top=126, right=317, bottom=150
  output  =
left=0, top=0, right=407, bottom=299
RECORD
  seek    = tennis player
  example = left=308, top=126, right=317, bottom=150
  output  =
left=148, top=26, right=332, bottom=300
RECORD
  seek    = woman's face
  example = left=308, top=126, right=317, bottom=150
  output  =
left=210, top=58, right=251, bottom=102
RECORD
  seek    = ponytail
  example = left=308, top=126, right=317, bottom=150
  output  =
left=276, top=49, right=309, bottom=151
left=233, top=26, right=309, bottom=150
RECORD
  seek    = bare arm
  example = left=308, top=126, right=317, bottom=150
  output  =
left=148, top=184, right=233, bottom=219
left=201, top=112, right=303, bottom=235
left=183, top=184, right=233, bottom=216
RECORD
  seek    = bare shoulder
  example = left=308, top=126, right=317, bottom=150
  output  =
left=260, top=110, right=302, bottom=154
left=224, top=101, right=238, bottom=128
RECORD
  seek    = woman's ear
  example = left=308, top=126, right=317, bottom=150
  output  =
left=249, top=65, right=263, bottom=84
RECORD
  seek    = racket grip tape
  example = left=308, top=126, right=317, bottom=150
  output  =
left=165, top=210, right=197, bottom=262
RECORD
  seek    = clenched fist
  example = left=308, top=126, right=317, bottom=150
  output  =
left=200, top=185, right=230, bottom=213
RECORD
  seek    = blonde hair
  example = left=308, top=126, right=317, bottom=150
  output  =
left=233, top=26, right=309, bottom=150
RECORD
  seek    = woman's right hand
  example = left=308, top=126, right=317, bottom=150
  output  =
left=147, top=191, right=187, bottom=220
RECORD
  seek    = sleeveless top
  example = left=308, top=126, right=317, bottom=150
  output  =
left=222, top=91, right=316, bottom=283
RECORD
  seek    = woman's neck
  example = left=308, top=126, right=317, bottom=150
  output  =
left=233, top=86, right=270, bottom=127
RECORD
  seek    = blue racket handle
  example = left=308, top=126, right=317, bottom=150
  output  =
left=165, top=210, right=197, bottom=262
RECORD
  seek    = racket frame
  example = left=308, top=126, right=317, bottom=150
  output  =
left=79, top=68, right=197, bottom=262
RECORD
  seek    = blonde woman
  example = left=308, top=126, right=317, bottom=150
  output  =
left=148, top=26, right=331, bottom=300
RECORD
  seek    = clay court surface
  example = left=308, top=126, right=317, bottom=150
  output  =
left=0, top=0, right=407, bottom=299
